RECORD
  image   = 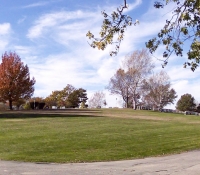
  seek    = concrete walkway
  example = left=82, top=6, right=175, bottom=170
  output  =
left=1, top=150, right=200, bottom=175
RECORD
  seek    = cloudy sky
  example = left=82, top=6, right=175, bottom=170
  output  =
left=0, top=0, right=199, bottom=108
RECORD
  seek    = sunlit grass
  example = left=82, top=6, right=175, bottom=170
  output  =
left=0, top=109, right=200, bottom=163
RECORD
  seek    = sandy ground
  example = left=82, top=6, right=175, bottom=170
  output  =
left=1, top=150, right=200, bottom=175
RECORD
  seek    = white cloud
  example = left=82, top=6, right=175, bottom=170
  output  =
left=0, top=23, right=11, bottom=35
left=27, top=10, right=97, bottom=39
left=0, top=23, right=12, bottom=52
left=14, top=45, right=33, bottom=55
left=22, top=2, right=49, bottom=8
left=128, top=0, right=142, bottom=11
left=17, top=16, right=27, bottom=24
left=169, top=79, right=200, bottom=108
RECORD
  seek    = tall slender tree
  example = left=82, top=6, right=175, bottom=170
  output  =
left=0, top=52, right=36, bottom=110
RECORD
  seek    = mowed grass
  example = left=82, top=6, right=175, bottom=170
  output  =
left=0, top=109, right=200, bottom=163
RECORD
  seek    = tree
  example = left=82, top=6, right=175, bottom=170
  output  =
left=86, top=0, right=137, bottom=56
left=106, top=68, right=131, bottom=108
left=87, top=0, right=200, bottom=70
left=66, top=88, right=88, bottom=108
left=60, top=84, right=76, bottom=108
left=44, top=85, right=76, bottom=108
left=44, top=90, right=61, bottom=108
left=0, top=52, right=36, bottom=110
left=146, top=0, right=200, bottom=71
left=142, top=71, right=177, bottom=110
left=107, top=49, right=154, bottom=109
left=88, top=91, right=106, bottom=108
left=123, top=49, right=154, bottom=109
left=176, top=93, right=196, bottom=111
left=29, top=97, right=45, bottom=103
left=45, top=85, right=88, bottom=108
left=23, top=102, right=31, bottom=110
left=196, top=103, right=200, bottom=112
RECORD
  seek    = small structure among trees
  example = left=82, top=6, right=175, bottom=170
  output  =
left=28, top=97, right=46, bottom=109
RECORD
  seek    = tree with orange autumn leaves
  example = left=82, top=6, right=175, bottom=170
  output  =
left=0, top=52, right=36, bottom=110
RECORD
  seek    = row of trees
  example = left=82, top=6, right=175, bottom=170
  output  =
left=44, top=84, right=88, bottom=108
left=9, top=84, right=88, bottom=110
left=0, top=51, right=198, bottom=111
left=0, top=50, right=177, bottom=110
left=106, top=49, right=177, bottom=110
left=0, top=51, right=88, bottom=110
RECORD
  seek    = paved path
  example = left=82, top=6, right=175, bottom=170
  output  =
left=1, top=151, right=200, bottom=175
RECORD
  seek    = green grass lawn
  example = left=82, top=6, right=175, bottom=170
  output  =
left=0, top=109, right=200, bottom=163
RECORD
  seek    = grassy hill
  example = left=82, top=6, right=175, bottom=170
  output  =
left=0, top=108, right=199, bottom=163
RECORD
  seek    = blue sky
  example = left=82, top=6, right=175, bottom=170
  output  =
left=0, top=0, right=200, bottom=108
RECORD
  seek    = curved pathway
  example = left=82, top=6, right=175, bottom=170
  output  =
left=1, top=150, right=200, bottom=175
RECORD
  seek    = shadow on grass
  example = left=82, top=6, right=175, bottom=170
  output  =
left=0, top=109, right=103, bottom=119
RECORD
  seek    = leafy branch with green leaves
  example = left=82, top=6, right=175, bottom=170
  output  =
left=146, top=0, right=200, bottom=71
left=86, top=0, right=139, bottom=56
left=87, top=0, right=200, bottom=71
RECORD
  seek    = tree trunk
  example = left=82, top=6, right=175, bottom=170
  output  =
left=133, top=98, right=136, bottom=110
left=126, top=96, right=129, bottom=108
left=9, top=99, right=13, bottom=110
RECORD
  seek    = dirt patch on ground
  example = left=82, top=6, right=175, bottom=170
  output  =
left=4, top=119, right=24, bottom=122
left=2, top=109, right=199, bottom=124
left=104, top=113, right=172, bottom=121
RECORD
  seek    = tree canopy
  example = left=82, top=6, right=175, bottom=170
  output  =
left=87, top=0, right=200, bottom=70
left=176, top=93, right=196, bottom=111
left=0, top=52, right=36, bottom=110
left=107, top=49, right=154, bottom=108
left=88, top=91, right=106, bottom=108
left=142, top=71, right=177, bottom=110
left=44, top=84, right=88, bottom=108
left=146, top=0, right=200, bottom=71
left=86, top=0, right=135, bottom=56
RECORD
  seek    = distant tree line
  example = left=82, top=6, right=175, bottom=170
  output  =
left=44, top=84, right=88, bottom=109
left=0, top=51, right=88, bottom=110
left=1, top=50, right=198, bottom=112
left=25, top=85, right=88, bottom=109
left=22, top=85, right=88, bottom=110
